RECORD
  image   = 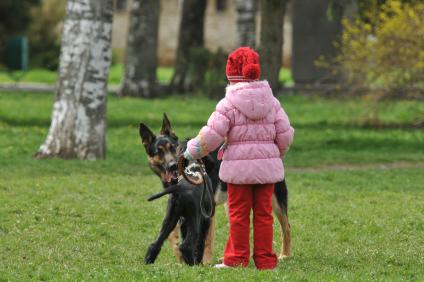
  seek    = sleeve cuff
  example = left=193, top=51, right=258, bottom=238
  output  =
left=280, top=147, right=290, bottom=158
left=184, top=150, right=195, bottom=161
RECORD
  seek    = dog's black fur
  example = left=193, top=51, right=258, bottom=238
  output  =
left=140, top=115, right=220, bottom=265
left=140, top=114, right=291, bottom=265
left=144, top=151, right=218, bottom=265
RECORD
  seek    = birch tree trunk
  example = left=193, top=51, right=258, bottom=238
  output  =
left=170, top=0, right=207, bottom=93
left=119, top=0, right=160, bottom=98
left=258, top=0, right=288, bottom=91
left=235, top=0, right=257, bottom=47
left=34, top=0, right=113, bottom=160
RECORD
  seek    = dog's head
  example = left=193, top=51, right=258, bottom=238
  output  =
left=139, top=114, right=180, bottom=186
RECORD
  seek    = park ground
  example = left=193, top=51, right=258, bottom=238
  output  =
left=0, top=65, right=294, bottom=87
left=0, top=90, right=423, bottom=281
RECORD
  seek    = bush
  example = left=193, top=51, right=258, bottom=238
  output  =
left=326, top=0, right=424, bottom=98
left=27, top=0, right=65, bottom=70
left=188, top=47, right=228, bottom=99
left=0, top=0, right=39, bottom=64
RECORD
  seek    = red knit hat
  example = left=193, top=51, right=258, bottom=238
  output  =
left=226, top=46, right=261, bottom=83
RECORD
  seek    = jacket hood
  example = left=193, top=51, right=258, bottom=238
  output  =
left=225, top=80, right=274, bottom=120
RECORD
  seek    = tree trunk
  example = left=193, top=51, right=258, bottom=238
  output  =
left=258, top=0, right=288, bottom=91
left=34, top=0, right=113, bottom=160
left=119, top=0, right=160, bottom=98
left=170, top=0, right=207, bottom=93
left=235, top=0, right=257, bottom=47
left=292, top=0, right=342, bottom=85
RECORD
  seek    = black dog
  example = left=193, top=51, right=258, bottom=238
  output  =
left=144, top=144, right=219, bottom=265
left=139, top=114, right=291, bottom=264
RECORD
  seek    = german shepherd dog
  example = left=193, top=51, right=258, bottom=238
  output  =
left=139, top=114, right=291, bottom=264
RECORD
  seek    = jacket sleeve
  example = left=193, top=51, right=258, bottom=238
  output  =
left=184, top=100, right=231, bottom=160
left=274, top=99, right=294, bottom=157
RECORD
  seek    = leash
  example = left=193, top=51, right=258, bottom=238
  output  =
left=177, top=156, right=215, bottom=218
left=177, top=156, right=203, bottom=185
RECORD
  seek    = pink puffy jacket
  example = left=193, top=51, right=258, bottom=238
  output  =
left=184, top=80, right=294, bottom=184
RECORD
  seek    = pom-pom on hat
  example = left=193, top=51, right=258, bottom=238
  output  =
left=226, top=46, right=260, bottom=83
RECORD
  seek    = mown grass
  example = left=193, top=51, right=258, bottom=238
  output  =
left=0, top=66, right=294, bottom=86
left=0, top=65, right=172, bottom=85
left=0, top=92, right=423, bottom=281
left=1, top=92, right=422, bottom=167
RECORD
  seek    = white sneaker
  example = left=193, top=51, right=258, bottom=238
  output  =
left=214, top=263, right=232, bottom=269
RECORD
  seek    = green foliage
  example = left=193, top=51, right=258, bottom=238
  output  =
left=0, top=0, right=39, bottom=32
left=0, top=0, right=39, bottom=62
left=279, top=68, right=293, bottom=86
left=111, top=49, right=122, bottom=66
left=188, top=47, right=228, bottom=98
left=27, top=0, right=66, bottom=70
left=326, top=0, right=424, bottom=98
left=157, top=67, right=174, bottom=85
left=0, top=92, right=423, bottom=280
left=327, top=0, right=417, bottom=21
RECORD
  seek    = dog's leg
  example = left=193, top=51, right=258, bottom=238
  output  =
left=145, top=200, right=180, bottom=264
left=195, top=218, right=209, bottom=264
left=272, top=195, right=291, bottom=260
left=214, top=184, right=228, bottom=206
left=167, top=223, right=183, bottom=262
left=179, top=219, right=198, bottom=265
left=201, top=216, right=214, bottom=264
left=213, top=187, right=229, bottom=264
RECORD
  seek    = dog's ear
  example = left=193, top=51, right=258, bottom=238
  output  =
left=161, top=113, right=172, bottom=135
left=161, top=113, right=178, bottom=139
left=139, top=123, right=155, bottom=151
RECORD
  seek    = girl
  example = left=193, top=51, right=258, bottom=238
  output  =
left=183, top=47, right=294, bottom=270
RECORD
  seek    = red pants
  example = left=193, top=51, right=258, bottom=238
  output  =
left=223, top=183, right=277, bottom=269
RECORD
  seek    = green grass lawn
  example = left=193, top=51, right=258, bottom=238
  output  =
left=0, top=65, right=173, bottom=85
left=0, top=92, right=423, bottom=280
left=0, top=65, right=294, bottom=86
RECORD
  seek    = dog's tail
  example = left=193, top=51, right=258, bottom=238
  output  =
left=274, top=179, right=288, bottom=215
left=147, top=185, right=180, bottom=201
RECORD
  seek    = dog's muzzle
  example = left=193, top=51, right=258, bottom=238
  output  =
left=164, top=169, right=178, bottom=184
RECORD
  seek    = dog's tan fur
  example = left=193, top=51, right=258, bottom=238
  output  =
left=167, top=224, right=183, bottom=262
left=202, top=216, right=215, bottom=264
left=273, top=197, right=291, bottom=259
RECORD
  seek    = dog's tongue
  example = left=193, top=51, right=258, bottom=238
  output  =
left=165, top=171, right=173, bottom=182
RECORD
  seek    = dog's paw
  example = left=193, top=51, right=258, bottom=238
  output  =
left=144, top=256, right=155, bottom=264
left=144, top=244, right=159, bottom=264
left=278, top=254, right=290, bottom=260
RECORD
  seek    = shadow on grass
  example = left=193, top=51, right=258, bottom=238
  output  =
left=317, top=138, right=423, bottom=151
left=1, top=115, right=422, bottom=130
left=0, top=158, right=154, bottom=178
left=0, top=116, right=205, bottom=129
